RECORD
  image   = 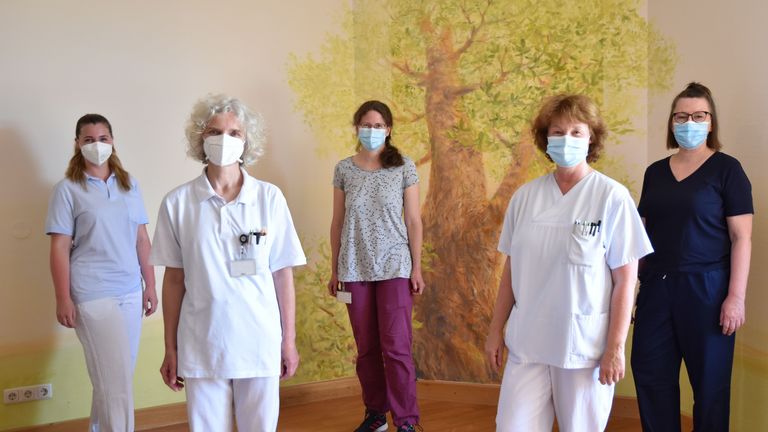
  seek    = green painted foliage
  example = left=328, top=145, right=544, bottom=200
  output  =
left=288, top=0, right=675, bottom=182
left=291, top=239, right=357, bottom=384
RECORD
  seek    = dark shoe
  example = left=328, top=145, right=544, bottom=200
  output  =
left=354, top=410, right=388, bottom=432
left=396, top=423, right=423, bottom=432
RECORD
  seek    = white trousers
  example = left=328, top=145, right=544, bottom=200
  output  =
left=75, top=290, right=143, bottom=432
left=496, top=360, right=614, bottom=432
left=185, top=376, right=280, bottom=432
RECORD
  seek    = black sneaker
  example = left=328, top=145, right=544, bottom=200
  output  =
left=354, top=410, right=388, bottom=432
left=396, top=423, right=423, bottom=432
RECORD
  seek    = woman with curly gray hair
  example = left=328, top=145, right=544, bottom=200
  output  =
left=151, top=94, right=306, bottom=431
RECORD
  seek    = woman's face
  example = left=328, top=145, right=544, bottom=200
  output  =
left=547, top=116, right=591, bottom=141
left=672, top=97, right=712, bottom=132
left=203, top=112, right=244, bottom=141
left=75, top=123, right=112, bottom=148
left=356, top=110, right=391, bottom=136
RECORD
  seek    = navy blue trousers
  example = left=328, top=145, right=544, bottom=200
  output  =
left=631, top=269, right=734, bottom=432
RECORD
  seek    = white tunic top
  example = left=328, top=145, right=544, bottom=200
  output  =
left=150, top=169, right=306, bottom=378
left=498, top=171, right=652, bottom=369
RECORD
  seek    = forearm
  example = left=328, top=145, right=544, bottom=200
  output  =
left=405, top=217, right=423, bottom=271
left=137, top=226, right=156, bottom=290
left=50, top=236, right=72, bottom=301
left=489, top=257, right=515, bottom=333
left=330, top=223, right=342, bottom=277
left=728, top=236, right=751, bottom=300
left=161, top=268, right=185, bottom=351
left=605, top=262, right=638, bottom=351
left=273, top=267, right=297, bottom=342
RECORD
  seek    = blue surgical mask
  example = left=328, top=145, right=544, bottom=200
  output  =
left=358, top=128, right=387, bottom=151
left=546, top=135, right=589, bottom=167
left=673, top=121, right=709, bottom=150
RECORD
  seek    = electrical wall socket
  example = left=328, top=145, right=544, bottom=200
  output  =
left=3, top=384, right=52, bottom=404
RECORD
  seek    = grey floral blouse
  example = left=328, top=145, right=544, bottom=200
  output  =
left=333, top=156, right=419, bottom=282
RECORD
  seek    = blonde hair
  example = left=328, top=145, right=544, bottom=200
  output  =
left=532, top=94, right=607, bottom=163
left=185, top=94, right=266, bottom=165
left=65, top=114, right=132, bottom=191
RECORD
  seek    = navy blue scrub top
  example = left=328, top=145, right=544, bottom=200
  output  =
left=638, top=151, right=752, bottom=274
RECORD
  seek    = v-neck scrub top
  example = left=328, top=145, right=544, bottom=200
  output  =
left=150, top=169, right=306, bottom=379
left=638, top=152, right=753, bottom=275
left=45, top=174, right=148, bottom=304
left=498, top=171, right=652, bottom=368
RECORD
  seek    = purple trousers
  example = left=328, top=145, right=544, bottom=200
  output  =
left=345, top=278, right=419, bottom=427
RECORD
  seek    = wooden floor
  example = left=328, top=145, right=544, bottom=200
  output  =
left=145, top=395, right=644, bottom=431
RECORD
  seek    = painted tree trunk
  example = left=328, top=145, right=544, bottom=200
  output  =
left=412, top=24, right=533, bottom=382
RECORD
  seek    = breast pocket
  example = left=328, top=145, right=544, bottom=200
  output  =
left=567, top=229, right=605, bottom=267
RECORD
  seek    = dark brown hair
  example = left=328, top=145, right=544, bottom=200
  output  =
left=66, top=114, right=132, bottom=191
left=666, top=82, right=721, bottom=151
left=353, top=100, right=404, bottom=168
left=532, top=94, right=607, bottom=163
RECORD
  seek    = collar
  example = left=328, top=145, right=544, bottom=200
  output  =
left=85, top=172, right=116, bottom=183
left=192, top=167, right=258, bottom=205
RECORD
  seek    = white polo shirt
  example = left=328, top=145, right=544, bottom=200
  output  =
left=150, top=169, right=306, bottom=379
left=498, top=171, right=652, bottom=369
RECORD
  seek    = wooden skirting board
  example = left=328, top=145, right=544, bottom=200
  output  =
left=12, top=377, right=691, bottom=431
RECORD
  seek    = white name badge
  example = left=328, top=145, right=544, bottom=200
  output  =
left=336, top=291, right=352, bottom=304
left=229, top=259, right=258, bottom=277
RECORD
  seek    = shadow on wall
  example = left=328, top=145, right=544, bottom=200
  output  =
left=0, top=127, right=101, bottom=428
left=0, top=126, right=69, bottom=427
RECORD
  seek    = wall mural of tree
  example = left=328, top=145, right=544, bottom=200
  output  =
left=288, top=0, right=675, bottom=383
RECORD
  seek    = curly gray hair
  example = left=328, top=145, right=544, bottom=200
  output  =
left=185, top=94, right=266, bottom=165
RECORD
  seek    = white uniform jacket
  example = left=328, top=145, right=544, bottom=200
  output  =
left=498, top=171, right=652, bottom=369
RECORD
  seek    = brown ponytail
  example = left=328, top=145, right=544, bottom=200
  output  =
left=353, top=100, right=404, bottom=168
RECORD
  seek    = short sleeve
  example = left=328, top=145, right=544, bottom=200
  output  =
left=149, top=195, right=184, bottom=268
left=723, top=160, right=753, bottom=216
left=402, top=158, right=418, bottom=189
left=45, top=182, right=74, bottom=236
left=332, top=162, right=345, bottom=191
left=497, top=197, right=516, bottom=256
left=604, top=190, right=653, bottom=269
left=268, top=189, right=307, bottom=272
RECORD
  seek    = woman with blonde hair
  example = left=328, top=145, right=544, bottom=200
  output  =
left=485, top=95, right=652, bottom=431
left=46, top=113, right=156, bottom=431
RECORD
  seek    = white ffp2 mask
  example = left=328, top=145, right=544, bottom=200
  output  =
left=203, top=135, right=245, bottom=166
left=80, top=142, right=113, bottom=166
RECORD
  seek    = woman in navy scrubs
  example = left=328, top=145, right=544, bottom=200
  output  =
left=631, top=82, right=753, bottom=432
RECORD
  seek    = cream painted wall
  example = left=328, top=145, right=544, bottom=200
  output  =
left=633, top=1, right=768, bottom=430
left=1, top=0, right=766, bottom=430
left=0, top=0, right=347, bottom=428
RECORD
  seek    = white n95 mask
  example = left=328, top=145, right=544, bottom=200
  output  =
left=80, top=142, right=113, bottom=166
left=203, top=134, right=245, bottom=166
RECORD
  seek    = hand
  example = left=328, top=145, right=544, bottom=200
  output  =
left=484, top=328, right=505, bottom=373
left=143, top=287, right=158, bottom=317
left=56, top=297, right=77, bottom=328
left=280, top=341, right=300, bottom=380
left=410, top=268, right=425, bottom=295
left=598, top=345, right=625, bottom=385
left=327, top=274, right=340, bottom=296
left=160, top=350, right=185, bottom=391
left=720, top=294, right=746, bottom=336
